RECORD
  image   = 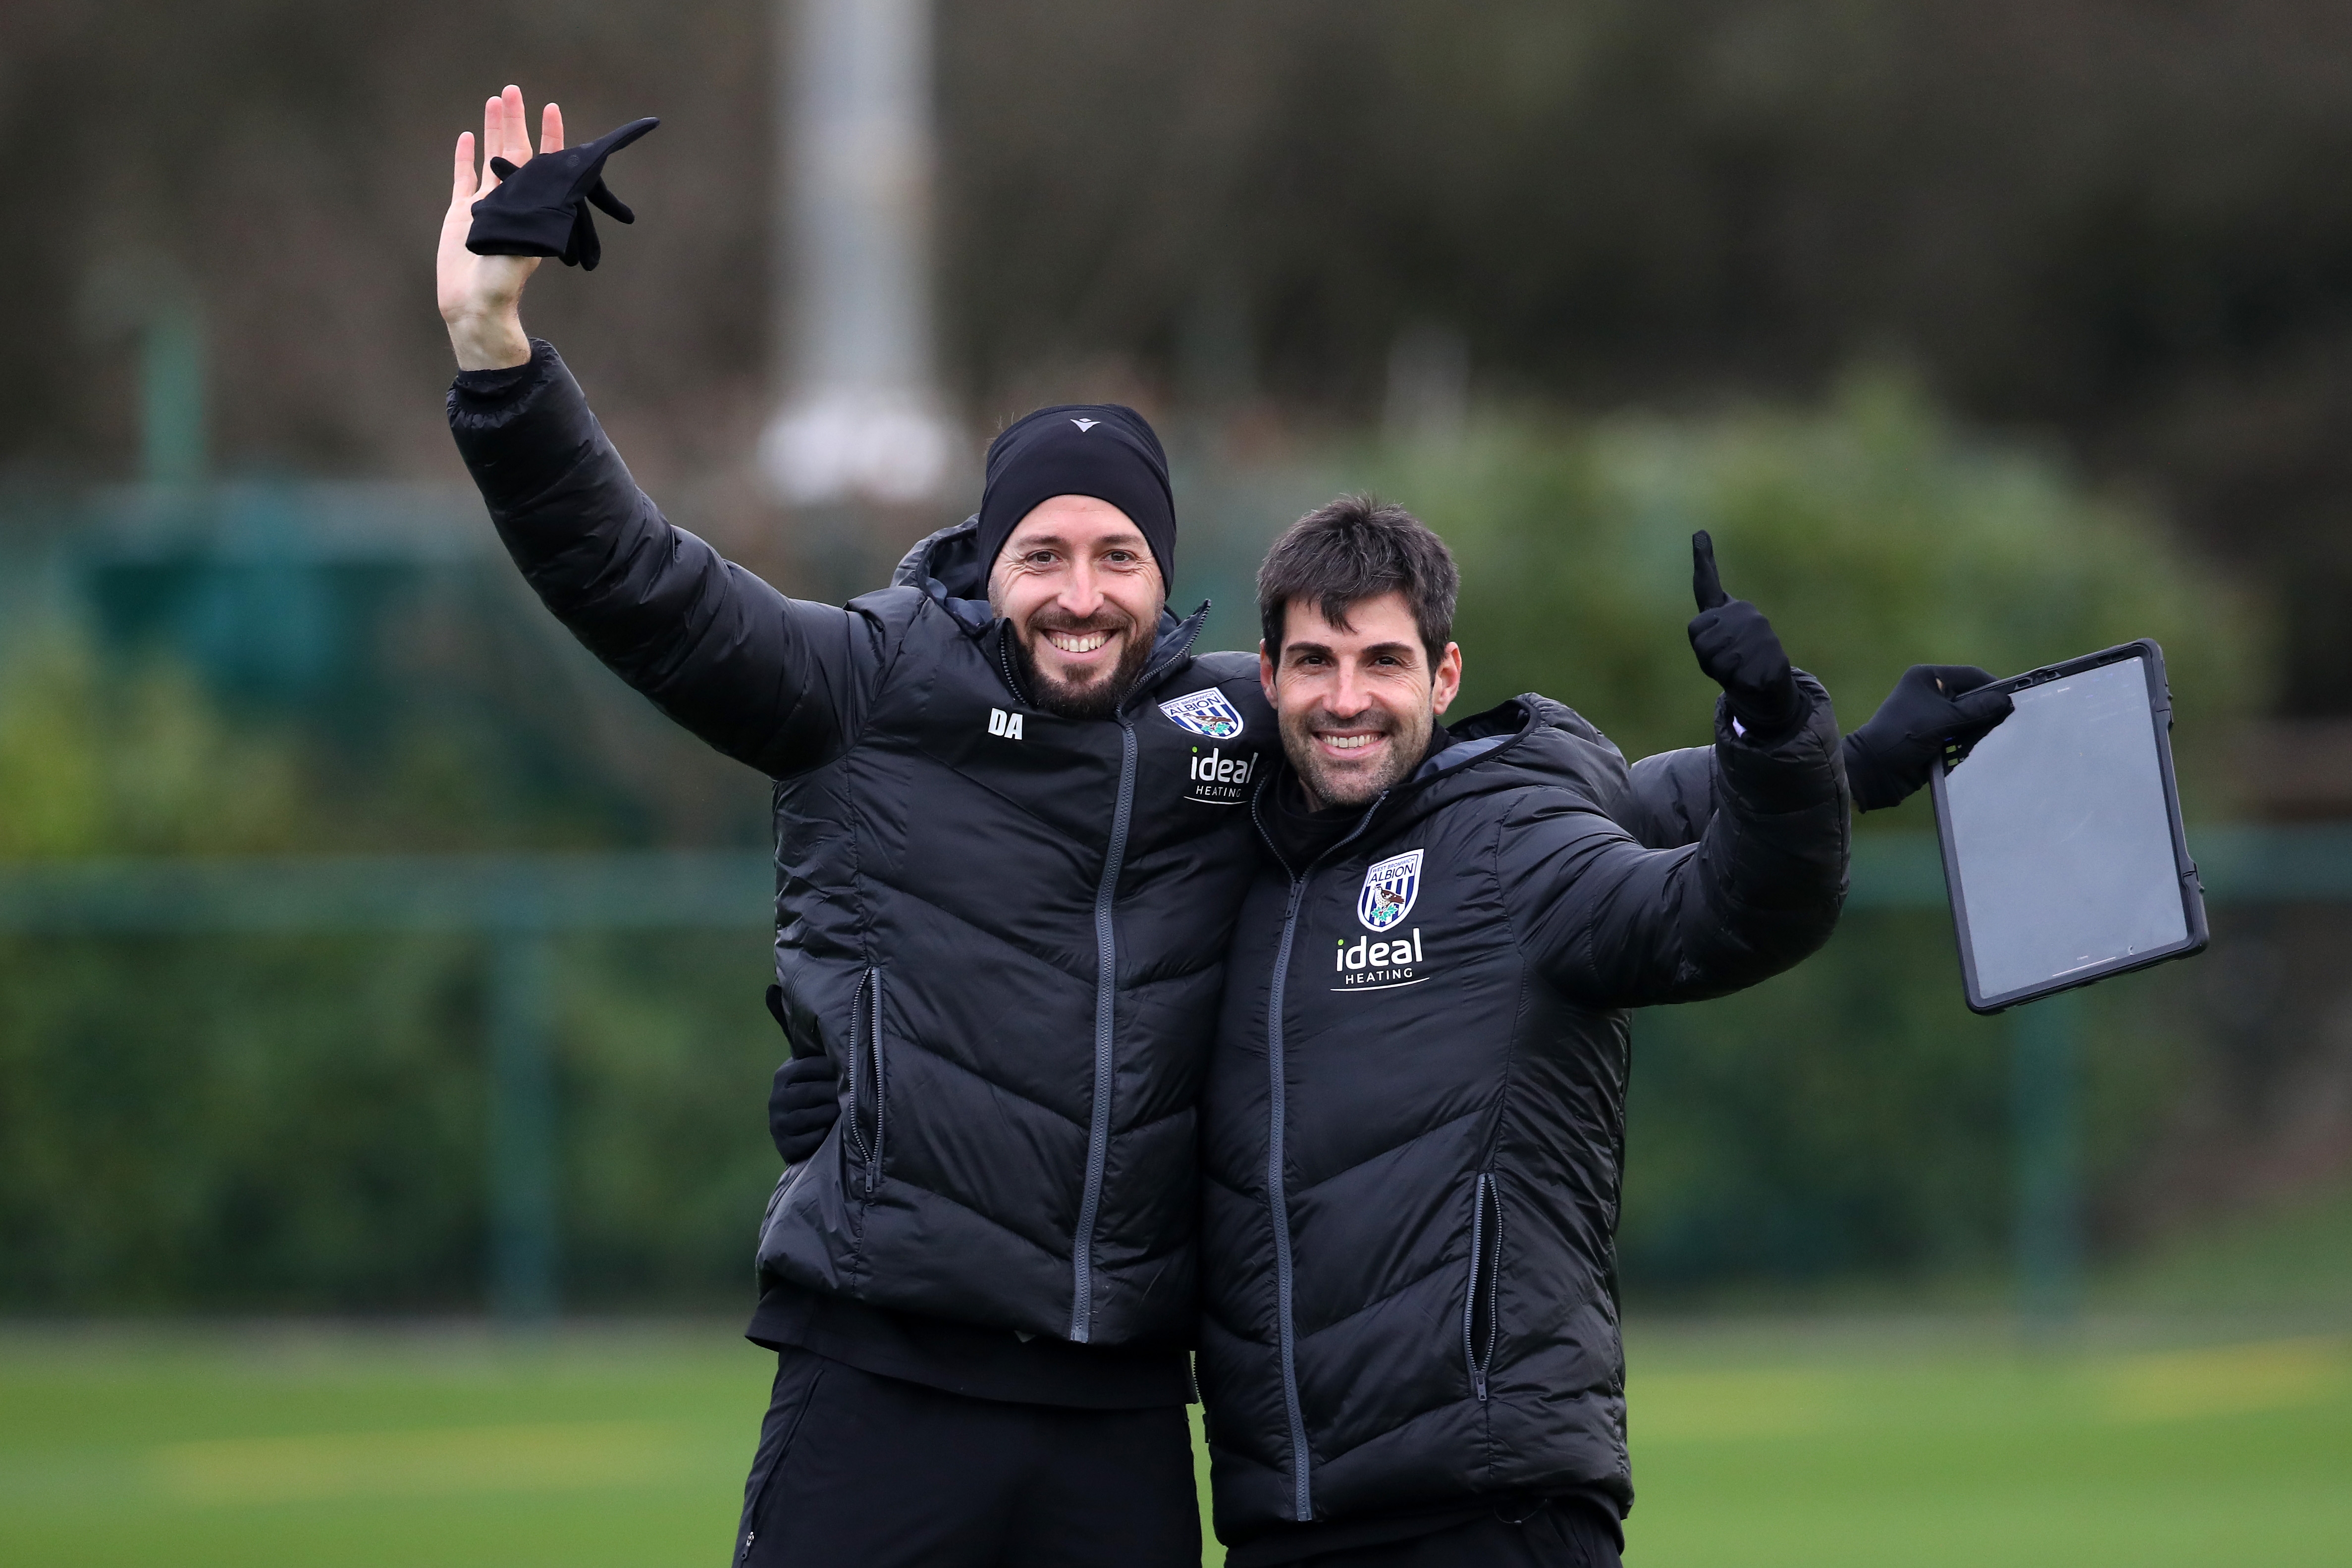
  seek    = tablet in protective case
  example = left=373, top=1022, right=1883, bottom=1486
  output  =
left=1928, top=639, right=2208, bottom=1013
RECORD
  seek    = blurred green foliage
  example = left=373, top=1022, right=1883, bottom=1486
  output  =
left=0, top=625, right=779, bottom=1312
left=1371, top=373, right=2261, bottom=805
left=0, top=633, right=318, bottom=858
left=0, top=925, right=779, bottom=1312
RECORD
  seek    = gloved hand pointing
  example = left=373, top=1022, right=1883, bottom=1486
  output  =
left=1687, top=531, right=1804, bottom=738
left=1841, top=664, right=2014, bottom=811
left=468, top=115, right=659, bottom=271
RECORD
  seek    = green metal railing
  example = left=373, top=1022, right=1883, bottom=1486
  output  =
left=3, top=826, right=2346, bottom=1321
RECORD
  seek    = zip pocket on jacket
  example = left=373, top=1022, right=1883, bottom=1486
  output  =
left=1462, top=1172, right=1502, bottom=1402
left=844, top=967, right=886, bottom=1192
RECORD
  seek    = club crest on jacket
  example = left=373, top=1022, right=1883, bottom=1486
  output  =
left=1358, top=849, right=1423, bottom=932
left=1158, top=687, right=1246, bottom=739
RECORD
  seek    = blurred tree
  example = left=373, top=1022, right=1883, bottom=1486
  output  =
left=1367, top=371, right=2260, bottom=806
left=7, top=0, right=2337, bottom=699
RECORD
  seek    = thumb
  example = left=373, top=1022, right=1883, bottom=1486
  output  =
left=1951, top=682, right=2014, bottom=731
left=1922, top=664, right=1999, bottom=697
left=586, top=178, right=635, bottom=224
left=1691, top=531, right=1727, bottom=612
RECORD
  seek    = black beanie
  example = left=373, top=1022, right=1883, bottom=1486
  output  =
left=975, top=404, right=1176, bottom=594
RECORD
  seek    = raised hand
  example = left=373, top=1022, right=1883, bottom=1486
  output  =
left=1841, top=664, right=2015, bottom=811
left=1687, top=531, right=1803, bottom=737
left=436, top=86, right=562, bottom=371
left=471, top=115, right=658, bottom=272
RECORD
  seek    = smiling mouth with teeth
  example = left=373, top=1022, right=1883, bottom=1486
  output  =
left=1046, top=630, right=1113, bottom=655
left=1320, top=732, right=1381, bottom=751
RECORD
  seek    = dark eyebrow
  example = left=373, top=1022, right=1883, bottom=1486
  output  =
left=1007, top=529, right=1151, bottom=555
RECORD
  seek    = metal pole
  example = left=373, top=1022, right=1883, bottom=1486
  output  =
left=140, top=296, right=206, bottom=486
left=759, top=0, right=957, bottom=512
left=2012, top=988, right=2083, bottom=1332
left=488, top=928, right=556, bottom=1323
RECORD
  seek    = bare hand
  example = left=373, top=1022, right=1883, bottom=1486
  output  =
left=437, top=86, right=564, bottom=371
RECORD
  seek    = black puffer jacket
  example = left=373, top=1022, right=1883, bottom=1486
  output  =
left=451, top=343, right=1275, bottom=1350
left=1199, top=689, right=1848, bottom=1547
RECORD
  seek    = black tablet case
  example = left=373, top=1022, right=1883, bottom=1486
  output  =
left=1928, top=638, right=2209, bottom=1013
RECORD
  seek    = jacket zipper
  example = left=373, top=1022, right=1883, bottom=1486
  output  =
left=864, top=968, right=885, bottom=1192
left=1251, top=783, right=1386, bottom=1524
left=1069, top=715, right=1136, bottom=1342
left=1463, top=1172, right=1501, bottom=1402
left=1065, top=608, right=1206, bottom=1345
left=843, top=967, right=883, bottom=1192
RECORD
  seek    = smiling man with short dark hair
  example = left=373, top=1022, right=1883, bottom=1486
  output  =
left=1197, top=498, right=1852, bottom=1568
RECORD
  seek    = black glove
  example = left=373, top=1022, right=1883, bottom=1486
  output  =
left=770, top=1054, right=841, bottom=1166
left=763, top=985, right=841, bottom=1165
left=1687, top=531, right=1803, bottom=738
left=467, top=116, right=659, bottom=272
left=1841, top=664, right=2015, bottom=811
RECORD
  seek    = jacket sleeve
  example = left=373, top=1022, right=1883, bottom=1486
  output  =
left=1504, top=677, right=1851, bottom=1009
left=1619, top=745, right=1715, bottom=849
left=447, top=341, right=878, bottom=778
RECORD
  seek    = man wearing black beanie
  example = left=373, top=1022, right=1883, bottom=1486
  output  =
left=973, top=402, right=1181, bottom=718
left=440, top=87, right=1273, bottom=1568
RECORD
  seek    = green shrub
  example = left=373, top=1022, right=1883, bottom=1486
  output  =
left=1369, top=373, right=2259, bottom=805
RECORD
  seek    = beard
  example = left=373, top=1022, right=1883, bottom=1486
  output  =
left=1010, top=607, right=1159, bottom=720
left=1281, top=700, right=1433, bottom=809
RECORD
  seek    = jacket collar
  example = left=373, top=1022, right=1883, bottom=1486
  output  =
left=1250, top=693, right=1623, bottom=873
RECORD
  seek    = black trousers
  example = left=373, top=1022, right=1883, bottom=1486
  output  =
left=732, top=1346, right=1201, bottom=1568
left=1277, top=1501, right=1623, bottom=1568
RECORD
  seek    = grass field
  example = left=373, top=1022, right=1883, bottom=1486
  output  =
left=4, top=1310, right=2348, bottom=1568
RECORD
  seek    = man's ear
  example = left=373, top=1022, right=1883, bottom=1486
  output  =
left=1259, top=639, right=1277, bottom=703
left=1431, top=642, right=1463, bottom=716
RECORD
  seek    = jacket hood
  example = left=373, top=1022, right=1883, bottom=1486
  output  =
left=891, top=515, right=991, bottom=602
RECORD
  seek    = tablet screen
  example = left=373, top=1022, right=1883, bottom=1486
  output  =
left=1941, top=655, right=2189, bottom=1001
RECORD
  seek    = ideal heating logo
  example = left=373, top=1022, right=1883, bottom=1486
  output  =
left=1336, top=848, right=1429, bottom=989
left=1185, top=745, right=1257, bottom=805
left=1335, top=927, right=1427, bottom=990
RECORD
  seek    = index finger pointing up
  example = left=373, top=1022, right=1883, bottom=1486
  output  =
left=1691, top=530, right=1728, bottom=612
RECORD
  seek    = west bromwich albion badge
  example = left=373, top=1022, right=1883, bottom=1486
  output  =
left=1159, top=687, right=1246, bottom=740
left=1358, top=849, right=1423, bottom=932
